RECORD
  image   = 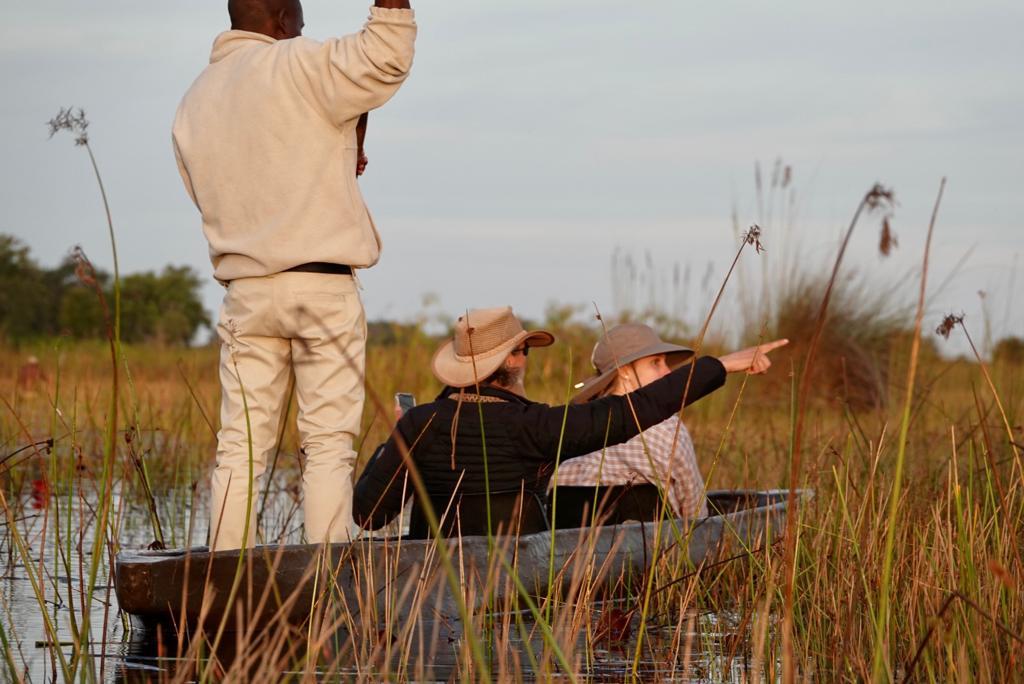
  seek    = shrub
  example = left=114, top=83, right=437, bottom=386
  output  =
left=750, top=269, right=910, bottom=410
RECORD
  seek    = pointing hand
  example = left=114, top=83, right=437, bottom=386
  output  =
left=719, top=339, right=789, bottom=374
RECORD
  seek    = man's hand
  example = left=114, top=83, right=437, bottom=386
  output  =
left=355, top=112, right=369, bottom=177
left=719, top=339, right=789, bottom=374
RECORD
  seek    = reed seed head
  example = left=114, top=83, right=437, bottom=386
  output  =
left=935, top=312, right=965, bottom=339
left=47, top=107, right=90, bottom=146
left=864, top=184, right=895, bottom=211
left=879, top=217, right=897, bottom=256
left=71, top=246, right=98, bottom=288
left=744, top=224, right=765, bottom=254
left=865, top=185, right=897, bottom=257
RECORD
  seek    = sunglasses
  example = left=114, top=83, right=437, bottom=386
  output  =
left=512, top=346, right=530, bottom=357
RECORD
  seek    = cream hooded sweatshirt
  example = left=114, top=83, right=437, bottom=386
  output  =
left=172, top=7, right=416, bottom=283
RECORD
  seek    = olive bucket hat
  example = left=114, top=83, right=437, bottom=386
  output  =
left=431, top=306, right=555, bottom=388
left=572, top=323, right=694, bottom=403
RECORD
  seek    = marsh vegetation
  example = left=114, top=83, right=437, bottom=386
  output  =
left=2, top=125, right=1021, bottom=680
left=1, top=293, right=1022, bottom=681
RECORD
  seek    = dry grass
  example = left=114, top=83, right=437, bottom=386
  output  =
left=1, top=318, right=1022, bottom=681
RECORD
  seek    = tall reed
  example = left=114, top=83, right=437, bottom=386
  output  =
left=871, top=177, right=945, bottom=681
left=781, top=183, right=894, bottom=682
left=47, top=108, right=126, bottom=679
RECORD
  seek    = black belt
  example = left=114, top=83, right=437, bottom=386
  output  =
left=283, top=262, right=353, bottom=276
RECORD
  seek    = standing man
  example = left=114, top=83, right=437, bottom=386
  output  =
left=172, top=0, right=416, bottom=550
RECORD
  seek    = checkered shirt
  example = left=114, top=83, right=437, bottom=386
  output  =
left=554, top=415, right=708, bottom=518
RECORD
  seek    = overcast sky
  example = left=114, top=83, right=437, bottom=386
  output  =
left=2, top=1, right=1021, bottom=353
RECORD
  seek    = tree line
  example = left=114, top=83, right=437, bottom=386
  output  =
left=0, top=234, right=209, bottom=346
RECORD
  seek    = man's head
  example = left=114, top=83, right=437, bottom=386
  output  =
left=483, top=344, right=530, bottom=393
left=431, top=306, right=554, bottom=394
left=228, top=0, right=304, bottom=40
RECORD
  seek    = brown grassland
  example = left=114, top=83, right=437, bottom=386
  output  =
left=1, top=316, right=1022, bottom=681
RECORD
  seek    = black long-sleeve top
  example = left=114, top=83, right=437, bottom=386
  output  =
left=353, top=356, right=727, bottom=529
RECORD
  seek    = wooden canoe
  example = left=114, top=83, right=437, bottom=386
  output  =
left=115, top=489, right=800, bottom=633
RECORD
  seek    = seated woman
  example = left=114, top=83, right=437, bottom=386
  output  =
left=556, top=324, right=727, bottom=519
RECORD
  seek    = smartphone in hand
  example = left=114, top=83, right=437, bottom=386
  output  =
left=394, top=392, right=415, bottom=417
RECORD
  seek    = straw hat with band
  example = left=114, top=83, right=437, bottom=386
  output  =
left=572, top=323, right=694, bottom=403
left=431, top=306, right=555, bottom=388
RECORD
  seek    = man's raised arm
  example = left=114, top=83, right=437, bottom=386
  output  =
left=287, top=3, right=416, bottom=125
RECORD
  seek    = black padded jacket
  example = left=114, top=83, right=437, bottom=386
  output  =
left=352, top=356, right=727, bottom=529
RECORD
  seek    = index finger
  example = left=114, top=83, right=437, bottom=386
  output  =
left=757, top=338, right=789, bottom=352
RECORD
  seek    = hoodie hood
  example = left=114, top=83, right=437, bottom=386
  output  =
left=209, top=30, right=277, bottom=63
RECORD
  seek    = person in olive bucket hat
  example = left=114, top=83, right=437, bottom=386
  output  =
left=352, top=306, right=787, bottom=535
left=558, top=324, right=714, bottom=517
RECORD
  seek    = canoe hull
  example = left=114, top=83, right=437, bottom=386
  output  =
left=115, top=489, right=796, bottom=633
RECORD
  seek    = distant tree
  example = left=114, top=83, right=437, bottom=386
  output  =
left=993, top=336, right=1024, bottom=365
left=58, top=284, right=108, bottom=339
left=119, top=266, right=210, bottom=345
left=43, top=256, right=89, bottom=334
left=0, top=235, right=52, bottom=343
left=1, top=233, right=210, bottom=346
left=52, top=256, right=110, bottom=339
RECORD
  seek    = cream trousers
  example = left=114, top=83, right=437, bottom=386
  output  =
left=211, top=272, right=365, bottom=550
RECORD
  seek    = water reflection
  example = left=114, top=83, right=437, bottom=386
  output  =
left=106, top=611, right=769, bottom=682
